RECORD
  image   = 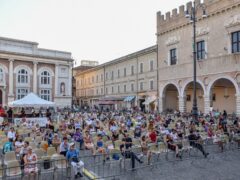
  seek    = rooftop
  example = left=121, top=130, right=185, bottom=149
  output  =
left=0, top=36, right=72, bottom=61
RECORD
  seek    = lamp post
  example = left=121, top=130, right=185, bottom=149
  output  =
left=71, top=60, right=76, bottom=112
left=185, top=1, right=207, bottom=124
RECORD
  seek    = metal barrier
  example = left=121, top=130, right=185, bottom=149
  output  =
left=0, top=139, right=239, bottom=180
left=78, top=139, right=240, bottom=180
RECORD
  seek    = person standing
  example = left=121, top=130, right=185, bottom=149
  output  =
left=7, top=107, right=13, bottom=124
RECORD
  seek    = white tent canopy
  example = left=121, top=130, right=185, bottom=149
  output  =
left=9, top=93, right=55, bottom=107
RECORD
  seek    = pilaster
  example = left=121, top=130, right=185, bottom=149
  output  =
left=33, top=61, right=38, bottom=94
left=178, top=96, right=186, bottom=113
left=204, top=95, right=210, bottom=115
left=8, top=59, right=14, bottom=99
left=236, top=94, right=240, bottom=116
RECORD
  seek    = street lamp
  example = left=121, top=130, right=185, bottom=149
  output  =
left=185, top=1, right=207, bottom=124
left=71, top=60, right=76, bottom=111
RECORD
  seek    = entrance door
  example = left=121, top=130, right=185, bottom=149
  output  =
left=0, top=89, right=2, bottom=105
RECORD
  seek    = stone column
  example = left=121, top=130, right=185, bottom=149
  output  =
left=236, top=94, right=240, bottom=116
left=204, top=95, right=210, bottom=115
left=158, top=97, right=163, bottom=113
left=33, top=62, right=38, bottom=94
left=69, top=64, right=72, bottom=96
left=55, top=64, right=59, bottom=96
left=178, top=96, right=186, bottom=113
left=8, top=59, right=14, bottom=96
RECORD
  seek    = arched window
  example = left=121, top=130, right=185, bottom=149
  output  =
left=41, top=71, right=50, bottom=85
left=0, top=68, right=3, bottom=83
left=17, top=69, right=28, bottom=84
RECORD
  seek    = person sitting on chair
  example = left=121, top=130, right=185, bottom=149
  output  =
left=188, top=130, right=209, bottom=158
left=66, top=142, right=84, bottom=178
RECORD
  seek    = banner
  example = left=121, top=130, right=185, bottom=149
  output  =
left=14, top=117, right=48, bottom=127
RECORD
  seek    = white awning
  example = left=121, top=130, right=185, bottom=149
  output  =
left=9, top=93, right=55, bottom=107
left=143, top=96, right=157, bottom=105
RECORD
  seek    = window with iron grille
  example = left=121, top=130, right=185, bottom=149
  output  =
left=197, top=41, right=205, bottom=60
left=232, top=31, right=240, bottom=53
left=170, top=48, right=177, bottom=65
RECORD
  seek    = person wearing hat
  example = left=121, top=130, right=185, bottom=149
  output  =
left=23, top=146, right=38, bottom=177
left=66, top=142, right=84, bottom=178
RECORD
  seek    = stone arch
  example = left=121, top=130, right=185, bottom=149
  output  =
left=207, top=75, right=239, bottom=96
left=0, top=63, right=8, bottom=73
left=161, top=82, right=180, bottom=112
left=14, top=65, right=32, bottom=75
left=37, top=67, right=54, bottom=76
left=181, top=79, right=206, bottom=97
left=0, top=64, right=8, bottom=85
left=160, top=82, right=180, bottom=98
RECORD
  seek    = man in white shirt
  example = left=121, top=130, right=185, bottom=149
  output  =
left=7, top=127, right=16, bottom=141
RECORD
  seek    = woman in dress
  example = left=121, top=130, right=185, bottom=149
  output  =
left=84, top=131, right=95, bottom=155
left=141, top=135, right=151, bottom=165
left=23, top=146, right=38, bottom=178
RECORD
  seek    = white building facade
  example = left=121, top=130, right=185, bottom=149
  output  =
left=0, top=37, right=73, bottom=107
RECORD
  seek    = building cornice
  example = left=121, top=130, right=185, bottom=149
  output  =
left=75, top=45, right=157, bottom=76
left=0, top=51, right=73, bottom=64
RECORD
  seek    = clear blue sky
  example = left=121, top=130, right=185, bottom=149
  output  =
left=0, top=0, right=190, bottom=65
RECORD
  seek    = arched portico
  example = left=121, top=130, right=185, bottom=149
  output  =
left=160, top=83, right=180, bottom=113
left=207, top=76, right=239, bottom=114
left=181, top=80, right=205, bottom=113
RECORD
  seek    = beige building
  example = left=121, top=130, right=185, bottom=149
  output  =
left=0, top=37, right=73, bottom=107
left=157, top=0, right=240, bottom=115
left=75, top=46, right=158, bottom=111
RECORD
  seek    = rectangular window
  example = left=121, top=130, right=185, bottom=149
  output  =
left=40, top=89, right=51, bottom=101
left=111, top=71, right=114, bottom=80
left=140, top=63, right=143, bottom=73
left=170, top=48, right=177, bottom=65
left=112, top=86, right=114, bottom=93
left=131, top=83, right=134, bottom=92
left=124, top=85, right=127, bottom=93
left=106, top=87, right=108, bottom=94
left=92, top=76, right=94, bottom=83
left=131, top=65, right=134, bottom=75
left=197, top=41, right=205, bottom=60
left=101, top=88, right=103, bottom=94
left=118, top=69, right=120, bottom=78
left=232, top=31, right=240, bottom=53
left=96, top=89, right=99, bottom=95
left=105, top=72, right=108, bottom=80
left=124, top=68, right=127, bottom=77
left=140, top=82, right=143, bottom=91
left=150, top=80, right=154, bottom=90
left=16, top=88, right=29, bottom=100
left=101, top=74, right=103, bottom=82
left=150, top=60, right=154, bottom=71
left=118, top=85, right=120, bottom=93
left=96, top=75, right=99, bottom=82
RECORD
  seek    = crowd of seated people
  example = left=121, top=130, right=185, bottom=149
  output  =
left=0, top=108, right=239, bottom=178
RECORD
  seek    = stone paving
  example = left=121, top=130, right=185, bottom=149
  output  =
left=122, top=150, right=240, bottom=180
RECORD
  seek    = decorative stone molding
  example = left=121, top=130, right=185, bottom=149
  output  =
left=165, top=36, right=180, bottom=46
left=196, top=27, right=209, bottom=37
left=224, top=14, right=240, bottom=28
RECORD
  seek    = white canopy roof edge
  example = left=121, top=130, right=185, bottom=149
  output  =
left=8, top=93, right=55, bottom=107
